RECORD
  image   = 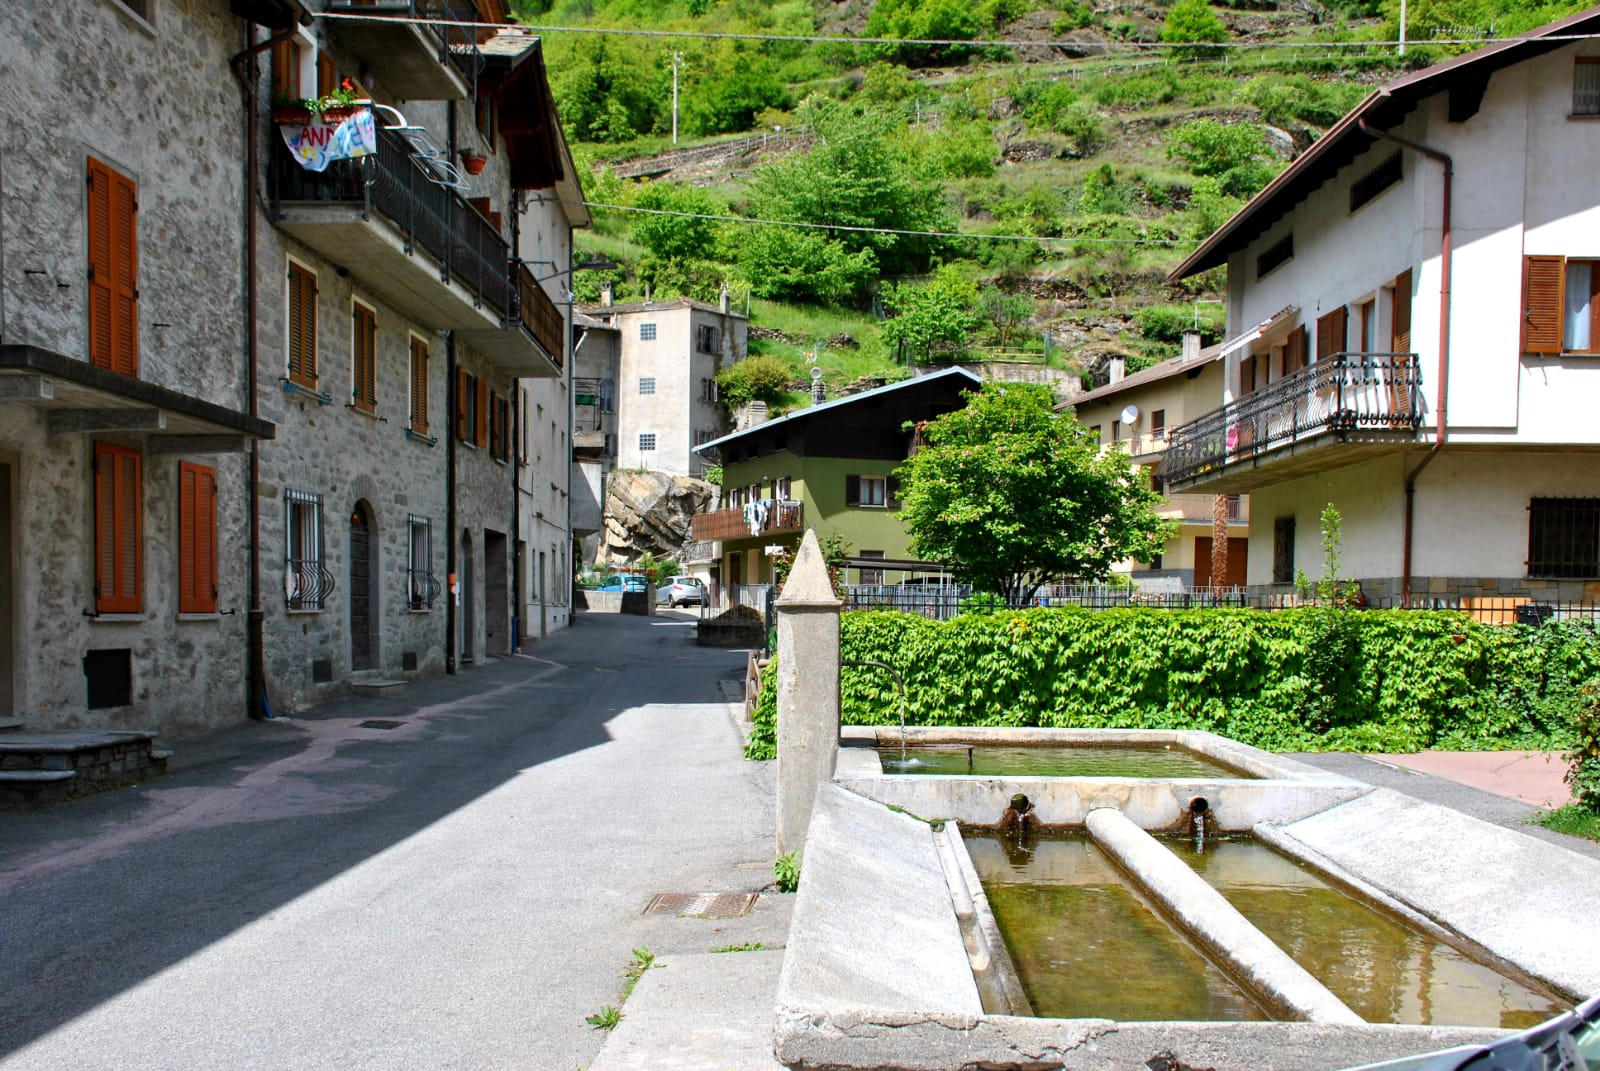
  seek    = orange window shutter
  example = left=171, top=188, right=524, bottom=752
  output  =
left=111, top=169, right=139, bottom=376
left=272, top=39, right=300, bottom=100
left=1391, top=269, right=1413, bottom=352
left=476, top=379, right=489, bottom=448
left=456, top=367, right=469, bottom=440
left=87, top=159, right=114, bottom=371
left=353, top=305, right=376, bottom=410
left=317, top=53, right=336, bottom=98
left=178, top=462, right=218, bottom=614
left=95, top=442, right=142, bottom=614
left=1522, top=256, right=1564, bottom=354
left=179, top=463, right=197, bottom=610
left=288, top=265, right=318, bottom=386
left=411, top=339, right=429, bottom=434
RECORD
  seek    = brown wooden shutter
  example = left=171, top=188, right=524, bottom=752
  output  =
left=845, top=474, right=860, bottom=506
left=410, top=337, right=429, bottom=434
left=1290, top=325, right=1308, bottom=372
left=317, top=52, right=336, bottom=98
left=288, top=263, right=318, bottom=386
left=1240, top=355, right=1257, bottom=395
left=179, top=462, right=218, bottom=614
left=475, top=378, right=489, bottom=448
left=272, top=39, right=300, bottom=100
left=1391, top=269, right=1413, bottom=353
left=352, top=303, right=376, bottom=412
left=488, top=391, right=500, bottom=458
left=1522, top=255, right=1564, bottom=354
left=94, top=442, right=142, bottom=614
left=87, top=158, right=138, bottom=377
left=1316, top=306, right=1347, bottom=360
left=456, top=367, right=470, bottom=441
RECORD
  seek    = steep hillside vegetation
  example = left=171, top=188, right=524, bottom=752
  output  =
left=514, top=0, right=1587, bottom=404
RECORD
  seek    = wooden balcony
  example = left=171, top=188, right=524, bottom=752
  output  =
left=1160, top=352, right=1422, bottom=493
left=692, top=500, right=804, bottom=542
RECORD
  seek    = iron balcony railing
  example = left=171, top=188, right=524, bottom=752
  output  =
left=1160, top=352, right=1421, bottom=486
left=513, top=261, right=565, bottom=367
left=326, top=0, right=484, bottom=85
left=271, top=124, right=513, bottom=319
left=692, top=500, right=804, bottom=542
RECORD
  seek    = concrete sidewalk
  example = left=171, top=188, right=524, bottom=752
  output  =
left=1374, top=750, right=1573, bottom=808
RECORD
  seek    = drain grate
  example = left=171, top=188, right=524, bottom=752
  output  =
left=643, top=892, right=758, bottom=919
left=358, top=719, right=403, bottom=730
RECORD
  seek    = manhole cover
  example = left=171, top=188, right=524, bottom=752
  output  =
left=358, top=719, right=403, bottom=730
left=643, top=892, right=758, bottom=919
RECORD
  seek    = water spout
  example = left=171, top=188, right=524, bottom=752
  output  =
left=842, top=660, right=906, bottom=761
left=1001, top=792, right=1039, bottom=834
left=1189, top=796, right=1210, bottom=852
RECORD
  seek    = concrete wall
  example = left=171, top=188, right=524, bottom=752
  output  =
left=1245, top=451, right=1600, bottom=600
left=0, top=0, right=255, bottom=732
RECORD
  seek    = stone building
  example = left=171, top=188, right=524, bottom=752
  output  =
left=253, top=10, right=583, bottom=707
left=0, top=0, right=293, bottom=732
left=569, top=312, right=620, bottom=568
left=579, top=290, right=749, bottom=479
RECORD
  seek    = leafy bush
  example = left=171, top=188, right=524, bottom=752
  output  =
left=1167, top=119, right=1278, bottom=197
left=1135, top=303, right=1225, bottom=345
left=1161, top=0, right=1230, bottom=62
left=717, top=353, right=795, bottom=408
left=634, top=181, right=722, bottom=262
left=1565, top=681, right=1600, bottom=813
left=1076, top=164, right=1132, bottom=215
left=1239, top=75, right=1367, bottom=129
left=741, top=609, right=1600, bottom=760
left=866, top=0, right=984, bottom=66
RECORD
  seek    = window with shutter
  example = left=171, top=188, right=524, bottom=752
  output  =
left=94, top=442, right=142, bottom=614
left=271, top=39, right=301, bottom=101
left=179, top=462, right=218, bottom=614
left=87, top=158, right=139, bottom=377
left=456, top=367, right=471, bottom=441
left=1522, top=255, right=1565, bottom=354
left=475, top=378, right=489, bottom=448
left=1316, top=306, right=1347, bottom=361
left=409, top=336, right=429, bottom=435
left=489, top=391, right=501, bottom=459
left=1285, top=325, right=1308, bottom=374
left=1391, top=270, right=1413, bottom=352
left=287, top=261, right=318, bottom=387
left=352, top=302, right=377, bottom=413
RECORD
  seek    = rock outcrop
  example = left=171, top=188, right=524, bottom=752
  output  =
left=602, top=470, right=717, bottom=565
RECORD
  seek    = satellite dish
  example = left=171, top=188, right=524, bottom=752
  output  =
left=810, top=367, right=823, bottom=381
left=1120, top=404, right=1140, bottom=425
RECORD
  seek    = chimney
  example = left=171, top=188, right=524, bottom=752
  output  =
left=600, top=280, right=613, bottom=307
left=1181, top=330, right=1202, bottom=362
left=1109, top=357, right=1126, bottom=384
left=644, top=282, right=652, bottom=303
left=719, top=282, right=730, bottom=314
left=741, top=401, right=769, bottom=429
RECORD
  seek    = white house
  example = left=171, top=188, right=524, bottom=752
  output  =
left=1164, top=6, right=1600, bottom=606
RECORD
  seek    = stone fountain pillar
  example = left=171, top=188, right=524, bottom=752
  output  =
left=775, top=528, right=842, bottom=857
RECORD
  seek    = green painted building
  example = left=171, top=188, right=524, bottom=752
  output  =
left=690, top=369, right=981, bottom=599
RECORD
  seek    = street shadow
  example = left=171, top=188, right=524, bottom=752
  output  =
left=0, top=610, right=750, bottom=1057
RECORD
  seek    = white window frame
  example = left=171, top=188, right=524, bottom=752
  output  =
left=408, top=515, right=435, bottom=611
left=859, top=477, right=886, bottom=507
left=640, top=322, right=657, bottom=341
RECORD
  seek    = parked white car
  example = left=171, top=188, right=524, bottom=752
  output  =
left=656, top=576, right=706, bottom=607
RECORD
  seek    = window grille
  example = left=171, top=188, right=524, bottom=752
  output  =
left=639, top=376, right=656, bottom=395
left=1576, top=60, right=1600, bottom=116
left=1256, top=235, right=1293, bottom=280
left=1349, top=152, right=1402, bottom=213
left=285, top=489, right=333, bottom=610
left=640, top=322, right=657, bottom=340
left=1528, top=498, right=1600, bottom=578
left=408, top=515, right=439, bottom=610
left=639, top=433, right=657, bottom=451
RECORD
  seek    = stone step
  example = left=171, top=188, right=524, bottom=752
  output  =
left=0, top=730, right=167, bottom=810
left=589, top=951, right=785, bottom=1071
left=0, top=718, right=24, bottom=733
left=350, top=678, right=408, bottom=698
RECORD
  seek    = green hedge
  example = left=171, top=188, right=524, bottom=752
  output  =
left=742, top=608, right=1600, bottom=760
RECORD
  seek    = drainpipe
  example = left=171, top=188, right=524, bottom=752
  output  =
left=446, top=329, right=458, bottom=674
left=1359, top=115, right=1452, bottom=607
left=231, top=20, right=305, bottom=720
left=511, top=194, right=522, bottom=651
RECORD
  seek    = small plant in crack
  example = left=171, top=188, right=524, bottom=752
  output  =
left=710, top=942, right=765, bottom=953
left=584, top=1004, right=621, bottom=1031
left=773, top=851, right=801, bottom=893
left=620, top=946, right=656, bottom=1001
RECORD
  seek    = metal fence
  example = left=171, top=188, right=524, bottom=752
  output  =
left=842, top=583, right=1600, bottom=626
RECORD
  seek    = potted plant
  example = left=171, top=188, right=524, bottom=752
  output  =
left=459, top=149, right=487, bottom=176
left=273, top=77, right=364, bottom=125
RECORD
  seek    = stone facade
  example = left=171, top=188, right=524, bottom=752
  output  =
left=0, top=0, right=263, bottom=733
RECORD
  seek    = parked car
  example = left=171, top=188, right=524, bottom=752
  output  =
left=597, top=573, right=648, bottom=593
left=657, top=576, right=706, bottom=607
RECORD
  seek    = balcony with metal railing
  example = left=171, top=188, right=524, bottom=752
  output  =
left=1160, top=352, right=1422, bottom=493
left=692, top=500, right=804, bottom=542
left=270, top=124, right=558, bottom=375
left=324, top=0, right=483, bottom=101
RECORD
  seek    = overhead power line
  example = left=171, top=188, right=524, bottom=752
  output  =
left=575, top=200, right=1191, bottom=247
left=315, top=11, right=1600, bottom=53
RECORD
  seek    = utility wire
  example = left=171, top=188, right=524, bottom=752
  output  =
left=575, top=200, right=1192, bottom=246
left=315, top=11, right=1599, bottom=52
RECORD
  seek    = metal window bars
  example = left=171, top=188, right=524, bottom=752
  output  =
left=285, top=489, right=334, bottom=611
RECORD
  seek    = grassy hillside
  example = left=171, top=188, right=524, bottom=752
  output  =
left=515, top=0, right=1588, bottom=403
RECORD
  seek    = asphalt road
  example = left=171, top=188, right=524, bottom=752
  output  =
left=0, top=611, right=781, bottom=1070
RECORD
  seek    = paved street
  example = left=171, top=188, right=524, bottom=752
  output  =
left=0, top=611, right=782, bottom=1071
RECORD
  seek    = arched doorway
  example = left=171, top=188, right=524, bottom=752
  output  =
left=350, top=501, right=378, bottom=671
left=460, top=529, right=476, bottom=663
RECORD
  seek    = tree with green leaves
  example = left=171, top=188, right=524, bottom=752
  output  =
left=633, top=181, right=722, bottom=263
left=716, top=353, right=794, bottom=408
left=1166, top=119, right=1277, bottom=198
left=896, top=383, right=1175, bottom=604
left=1161, top=0, right=1229, bottom=62
left=880, top=266, right=983, bottom=362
